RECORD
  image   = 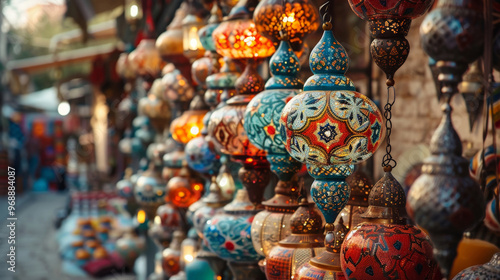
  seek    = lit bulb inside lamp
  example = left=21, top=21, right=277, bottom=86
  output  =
left=190, top=126, right=200, bottom=136
left=184, top=254, right=194, bottom=263
left=137, top=210, right=146, bottom=224
left=154, top=216, right=161, bottom=225
left=130, top=4, right=139, bottom=18
left=58, top=101, right=70, bottom=116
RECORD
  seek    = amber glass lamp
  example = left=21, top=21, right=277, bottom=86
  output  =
left=254, top=0, right=320, bottom=51
left=265, top=198, right=325, bottom=280
left=167, top=166, right=205, bottom=208
left=170, top=95, right=209, bottom=144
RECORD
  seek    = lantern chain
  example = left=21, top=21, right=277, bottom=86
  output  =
left=382, top=86, right=397, bottom=169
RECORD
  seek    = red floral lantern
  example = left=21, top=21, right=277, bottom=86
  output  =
left=340, top=171, right=439, bottom=280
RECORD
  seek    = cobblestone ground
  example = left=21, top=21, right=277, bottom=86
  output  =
left=0, top=193, right=136, bottom=280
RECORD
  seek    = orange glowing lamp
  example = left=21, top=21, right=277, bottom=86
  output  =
left=167, top=168, right=204, bottom=208
left=212, top=18, right=275, bottom=59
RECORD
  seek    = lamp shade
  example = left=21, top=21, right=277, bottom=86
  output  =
left=453, top=253, right=500, bottom=279
left=162, top=231, right=184, bottom=277
left=167, top=171, right=204, bottom=208
left=204, top=189, right=262, bottom=263
left=245, top=39, right=304, bottom=257
left=212, top=18, right=275, bottom=59
left=156, top=2, right=188, bottom=58
left=335, top=169, right=373, bottom=229
left=205, top=57, right=240, bottom=108
left=170, top=110, right=207, bottom=144
left=254, top=0, right=320, bottom=51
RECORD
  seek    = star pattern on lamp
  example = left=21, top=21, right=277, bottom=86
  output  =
left=315, top=120, right=341, bottom=145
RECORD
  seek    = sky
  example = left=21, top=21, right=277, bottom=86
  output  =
left=3, top=0, right=64, bottom=28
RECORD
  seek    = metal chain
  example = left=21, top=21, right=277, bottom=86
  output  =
left=382, top=86, right=397, bottom=168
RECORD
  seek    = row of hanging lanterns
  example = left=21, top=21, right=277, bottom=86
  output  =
left=110, top=0, right=500, bottom=279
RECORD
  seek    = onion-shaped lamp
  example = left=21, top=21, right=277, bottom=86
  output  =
left=280, top=5, right=385, bottom=279
left=408, top=0, right=486, bottom=277
left=193, top=177, right=231, bottom=238
left=265, top=198, right=325, bottom=279
left=134, top=163, right=166, bottom=219
left=209, top=1, right=276, bottom=208
left=245, top=38, right=304, bottom=257
left=253, top=0, right=320, bottom=52
left=162, top=139, right=186, bottom=182
left=148, top=203, right=182, bottom=249
left=170, top=95, right=209, bottom=144
left=347, top=0, right=434, bottom=83
left=295, top=218, right=349, bottom=279
left=204, top=189, right=265, bottom=280
left=341, top=170, right=438, bottom=279
left=167, top=166, right=205, bottom=209
left=138, top=91, right=171, bottom=133
left=279, top=14, right=385, bottom=230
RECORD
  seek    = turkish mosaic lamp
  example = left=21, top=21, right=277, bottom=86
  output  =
left=134, top=163, right=166, bottom=219
left=148, top=203, right=182, bottom=249
left=253, top=0, right=320, bottom=52
left=170, top=95, right=210, bottom=145
left=209, top=0, right=275, bottom=208
left=204, top=57, right=240, bottom=109
left=245, top=38, right=304, bottom=257
left=203, top=189, right=266, bottom=280
left=279, top=4, right=385, bottom=229
left=295, top=218, right=349, bottom=280
left=265, top=198, right=326, bottom=280
left=407, top=0, right=486, bottom=277
left=346, top=0, right=434, bottom=84
left=193, top=177, right=231, bottom=238
left=341, top=171, right=439, bottom=280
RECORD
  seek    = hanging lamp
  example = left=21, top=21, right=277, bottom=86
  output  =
left=209, top=0, right=275, bottom=208
left=346, top=0, right=434, bottom=84
left=407, top=0, right=486, bottom=277
left=265, top=198, right=325, bottom=279
left=245, top=37, right=304, bottom=257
